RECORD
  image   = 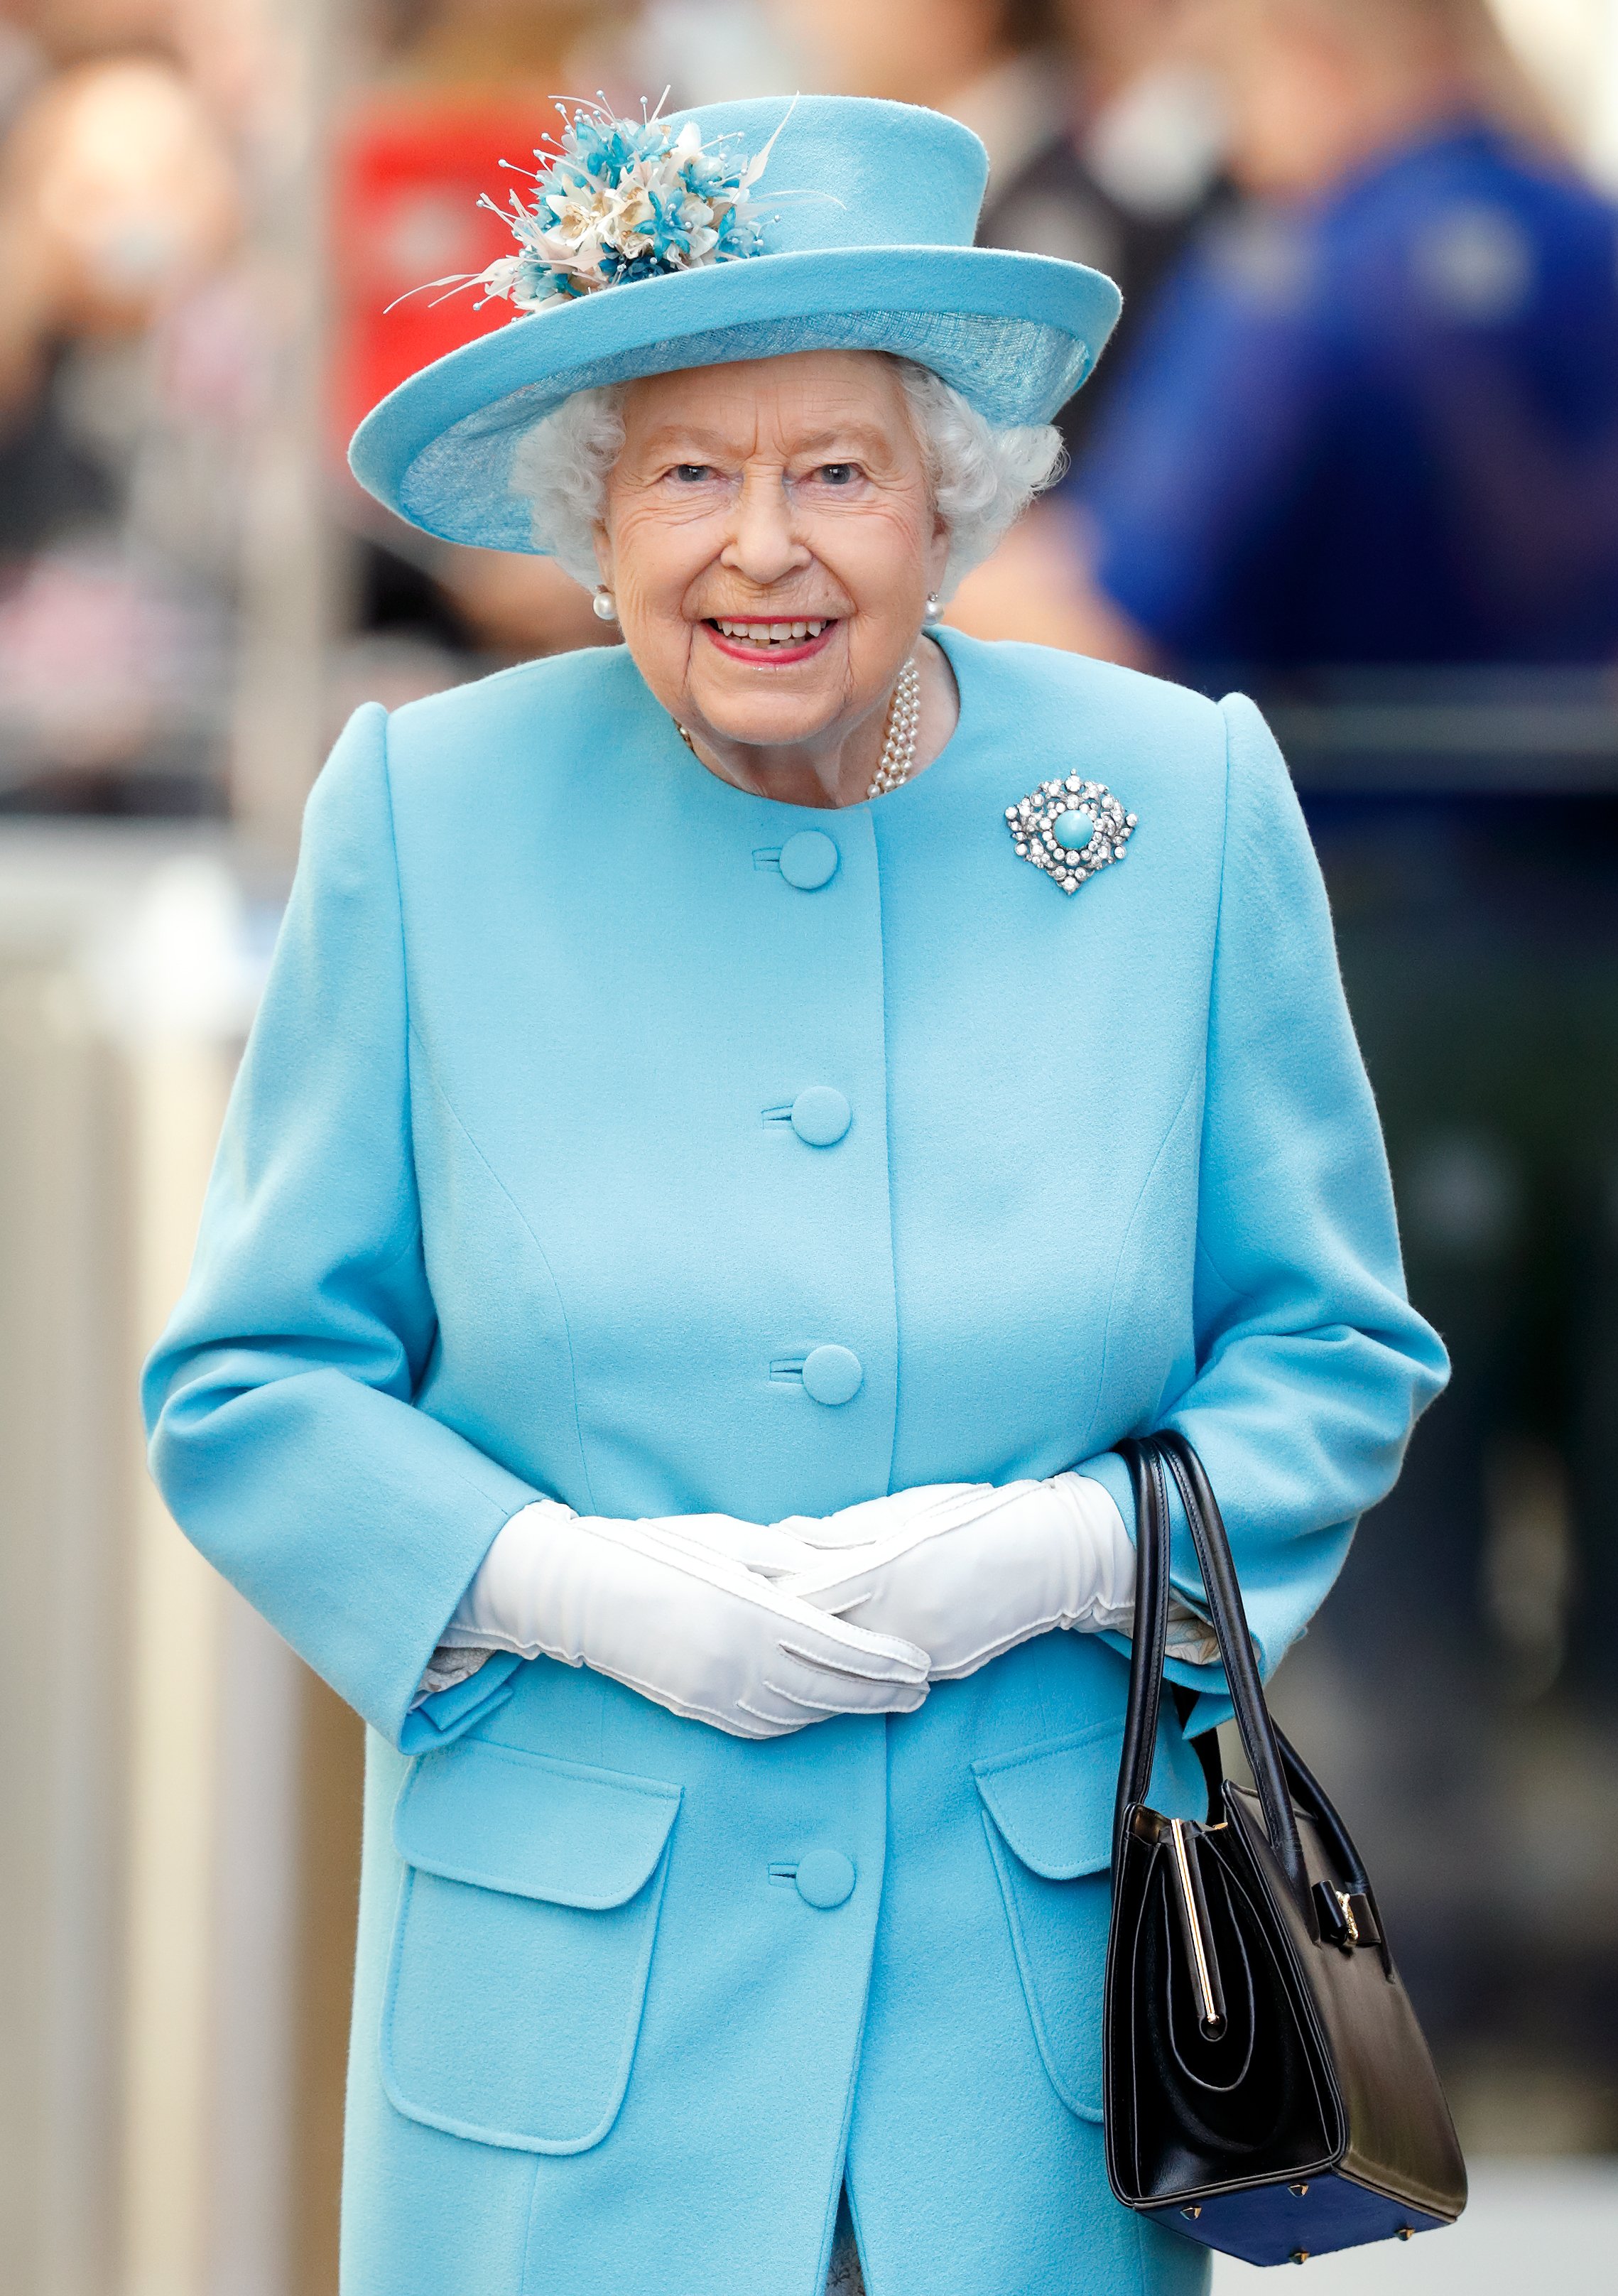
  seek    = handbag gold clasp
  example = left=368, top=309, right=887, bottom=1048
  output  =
left=1168, top=1819, right=1227, bottom=2040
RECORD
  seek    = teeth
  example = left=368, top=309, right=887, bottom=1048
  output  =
left=714, top=619, right=832, bottom=642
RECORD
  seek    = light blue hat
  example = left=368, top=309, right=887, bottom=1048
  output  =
left=349, top=94, right=1122, bottom=555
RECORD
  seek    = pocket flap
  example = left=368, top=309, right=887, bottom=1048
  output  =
left=972, top=1717, right=1207, bottom=1878
left=393, top=1738, right=681, bottom=1910
left=972, top=1719, right=1124, bottom=1880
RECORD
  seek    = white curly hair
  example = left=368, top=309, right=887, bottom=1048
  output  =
left=508, top=356, right=1065, bottom=602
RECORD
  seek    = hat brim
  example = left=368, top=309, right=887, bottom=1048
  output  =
left=349, top=244, right=1121, bottom=553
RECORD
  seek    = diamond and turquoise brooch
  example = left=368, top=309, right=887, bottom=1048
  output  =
left=1006, top=776, right=1136, bottom=894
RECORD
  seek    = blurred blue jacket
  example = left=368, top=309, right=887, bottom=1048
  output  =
left=142, top=631, right=1447, bottom=2296
left=1074, top=123, right=1618, bottom=671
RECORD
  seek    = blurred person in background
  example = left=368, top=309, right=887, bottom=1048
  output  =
left=798, top=0, right=1227, bottom=458
left=0, top=17, right=254, bottom=810
left=952, top=0, right=1618, bottom=681
left=976, top=1, right=1228, bottom=460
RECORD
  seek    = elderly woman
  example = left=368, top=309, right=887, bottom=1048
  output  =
left=143, top=95, right=1445, bottom=2296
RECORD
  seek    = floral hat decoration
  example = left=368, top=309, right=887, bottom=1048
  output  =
left=463, top=97, right=788, bottom=311
left=350, top=93, right=1123, bottom=556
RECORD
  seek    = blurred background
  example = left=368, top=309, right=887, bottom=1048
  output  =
left=1, top=3, right=1617, bottom=2290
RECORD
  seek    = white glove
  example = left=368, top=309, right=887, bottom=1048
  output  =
left=644, top=1477, right=1217, bottom=1677
left=769, top=1483, right=993, bottom=1554
left=440, top=1498, right=930, bottom=1739
left=778, top=1473, right=1138, bottom=1679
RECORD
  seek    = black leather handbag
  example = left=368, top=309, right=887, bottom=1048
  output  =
left=1103, top=1431, right=1467, bottom=2268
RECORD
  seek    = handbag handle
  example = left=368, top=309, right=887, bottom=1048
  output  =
left=1112, top=1431, right=1310, bottom=1913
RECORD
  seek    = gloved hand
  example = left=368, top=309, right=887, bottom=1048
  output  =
left=778, top=1473, right=1140, bottom=1680
left=637, top=1486, right=994, bottom=1581
left=769, top=1483, right=994, bottom=1554
left=440, top=1498, right=930, bottom=1738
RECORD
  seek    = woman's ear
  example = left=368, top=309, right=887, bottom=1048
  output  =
left=928, top=514, right=952, bottom=596
left=592, top=523, right=614, bottom=587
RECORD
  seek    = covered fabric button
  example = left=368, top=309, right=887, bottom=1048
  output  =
left=791, top=1087, right=852, bottom=1147
left=778, top=830, right=839, bottom=889
left=801, top=1345, right=863, bottom=1406
left=795, top=1848, right=856, bottom=1910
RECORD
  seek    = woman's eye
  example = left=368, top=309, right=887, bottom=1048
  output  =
left=818, top=463, right=859, bottom=486
left=671, top=464, right=713, bottom=483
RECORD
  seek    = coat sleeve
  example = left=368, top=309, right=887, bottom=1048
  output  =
left=141, top=704, right=538, bottom=1749
left=1080, top=692, right=1449, bottom=1706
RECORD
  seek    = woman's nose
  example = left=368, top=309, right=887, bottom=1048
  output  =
left=721, top=466, right=810, bottom=586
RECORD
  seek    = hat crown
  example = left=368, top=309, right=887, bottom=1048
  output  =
left=666, top=95, right=989, bottom=259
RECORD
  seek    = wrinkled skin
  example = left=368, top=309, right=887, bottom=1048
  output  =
left=593, top=347, right=958, bottom=808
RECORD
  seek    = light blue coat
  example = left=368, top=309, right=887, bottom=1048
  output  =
left=143, top=630, right=1446, bottom=2296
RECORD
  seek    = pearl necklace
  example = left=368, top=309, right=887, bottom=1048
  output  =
left=673, top=654, right=924, bottom=803
left=866, top=654, right=923, bottom=799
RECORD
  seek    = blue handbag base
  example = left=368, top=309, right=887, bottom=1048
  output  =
left=1147, top=2170, right=1454, bottom=2266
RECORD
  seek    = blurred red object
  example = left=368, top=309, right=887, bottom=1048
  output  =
left=332, top=94, right=553, bottom=457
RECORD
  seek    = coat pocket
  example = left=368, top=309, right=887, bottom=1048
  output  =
left=381, top=1737, right=682, bottom=2154
left=974, top=1716, right=1211, bottom=2125
left=972, top=1719, right=1124, bottom=2125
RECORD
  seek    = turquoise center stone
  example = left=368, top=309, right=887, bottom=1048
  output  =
left=1054, top=807, right=1096, bottom=852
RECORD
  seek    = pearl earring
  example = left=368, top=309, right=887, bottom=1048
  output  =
left=924, top=593, right=941, bottom=617
left=592, top=588, right=618, bottom=622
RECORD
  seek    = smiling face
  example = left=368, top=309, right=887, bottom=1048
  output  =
left=593, top=349, right=950, bottom=762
